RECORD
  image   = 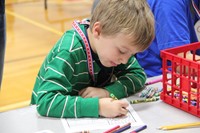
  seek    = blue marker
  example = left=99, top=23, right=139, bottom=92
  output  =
left=130, top=125, right=147, bottom=133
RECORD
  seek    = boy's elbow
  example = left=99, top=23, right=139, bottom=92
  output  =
left=35, top=96, right=49, bottom=117
left=36, top=104, right=47, bottom=117
left=138, top=71, right=147, bottom=86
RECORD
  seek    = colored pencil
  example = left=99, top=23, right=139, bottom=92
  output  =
left=145, top=78, right=162, bottom=85
left=103, top=125, right=120, bottom=133
left=158, top=122, right=200, bottom=130
left=112, top=123, right=131, bottom=133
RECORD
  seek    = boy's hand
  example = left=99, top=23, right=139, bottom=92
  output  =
left=79, top=87, right=109, bottom=98
left=99, top=98, right=129, bottom=118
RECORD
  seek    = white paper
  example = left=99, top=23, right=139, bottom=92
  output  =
left=34, top=130, right=54, bottom=133
left=61, top=99, right=144, bottom=132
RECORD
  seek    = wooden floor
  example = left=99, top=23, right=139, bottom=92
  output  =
left=0, top=0, right=92, bottom=112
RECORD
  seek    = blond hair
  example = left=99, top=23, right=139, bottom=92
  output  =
left=90, top=0, right=155, bottom=50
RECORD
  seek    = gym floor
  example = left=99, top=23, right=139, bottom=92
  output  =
left=0, top=0, right=92, bottom=112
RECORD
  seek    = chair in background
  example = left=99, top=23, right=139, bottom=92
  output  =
left=0, top=0, right=6, bottom=88
left=44, top=0, right=47, bottom=9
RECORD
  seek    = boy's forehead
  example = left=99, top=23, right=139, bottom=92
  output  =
left=117, top=39, right=140, bottom=54
left=104, top=32, right=137, bottom=49
left=117, top=33, right=136, bottom=46
left=125, top=44, right=141, bottom=54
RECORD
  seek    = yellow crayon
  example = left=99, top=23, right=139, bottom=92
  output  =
left=110, top=93, right=118, bottom=100
left=130, top=97, right=159, bottom=104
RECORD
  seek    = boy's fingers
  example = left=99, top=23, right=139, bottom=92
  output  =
left=79, top=89, right=86, bottom=96
left=81, top=92, right=88, bottom=98
left=119, top=101, right=129, bottom=115
left=120, top=108, right=128, bottom=115
left=120, top=101, right=129, bottom=107
left=83, top=93, right=91, bottom=98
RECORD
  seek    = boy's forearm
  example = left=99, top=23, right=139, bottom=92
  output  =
left=36, top=93, right=99, bottom=118
left=105, top=70, right=146, bottom=99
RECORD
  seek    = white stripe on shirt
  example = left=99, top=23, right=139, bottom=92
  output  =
left=47, top=93, right=60, bottom=116
left=61, top=96, right=68, bottom=118
left=56, top=56, right=74, bottom=72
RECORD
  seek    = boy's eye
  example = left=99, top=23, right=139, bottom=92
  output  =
left=119, top=50, right=126, bottom=54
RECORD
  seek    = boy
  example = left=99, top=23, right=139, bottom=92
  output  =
left=31, top=0, right=155, bottom=118
left=92, top=0, right=200, bottom=78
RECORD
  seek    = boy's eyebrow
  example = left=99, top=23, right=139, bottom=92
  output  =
left=126, top=50, right=135, bottom=56
left=121, top=45, right=137, bottom=55
left=121, top=46, right=130, bottom=51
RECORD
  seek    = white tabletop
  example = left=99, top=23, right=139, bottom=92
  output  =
left=0, top=76, right=200, bottom=133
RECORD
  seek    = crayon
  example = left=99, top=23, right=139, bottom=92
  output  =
left=110, top=93, right=129, bottom=112
left=139, top=86, right=152, bottom=98
left=110, top=93, right=118, bottom=100
left=130, top=97, right=159, bottom=104
left=146, top=87, right=158, bottom=98
left=139, top=86, right=162, bottom=98
left=154, top=92, right=160, bottom=97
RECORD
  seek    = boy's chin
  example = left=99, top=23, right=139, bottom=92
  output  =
left=102, top=63, right=114, bottom=68
left=100, top=60, right=115, bottom=67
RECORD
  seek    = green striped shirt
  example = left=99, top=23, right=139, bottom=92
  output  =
left=31, top=23, right=147, bottom=118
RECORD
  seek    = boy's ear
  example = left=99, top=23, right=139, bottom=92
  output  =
left=92, top=22, right=101, bottom=38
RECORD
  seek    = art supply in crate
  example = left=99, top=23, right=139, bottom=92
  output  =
left=166, top=88, right=198, bottom=107
left=173, top=90, right=197, bottom=99
left=160, top=42, right=200, bottom=117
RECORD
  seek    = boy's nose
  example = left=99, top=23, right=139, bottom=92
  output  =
left=119, top=55, right=129, bottom=64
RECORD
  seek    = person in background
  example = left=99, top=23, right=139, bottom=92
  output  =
left=136, top=0, right=200, bottom=77
left=0, top=0, right=6, bottom=88
left=31, top=0, right=155, bottom=118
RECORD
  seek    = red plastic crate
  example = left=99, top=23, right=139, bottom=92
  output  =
left=160, top=42, right=200, bottom=118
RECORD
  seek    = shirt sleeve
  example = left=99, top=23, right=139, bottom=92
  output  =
left=35, top=50, right=99, bottom=118
left=104, top=56, right=146, bottom=99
